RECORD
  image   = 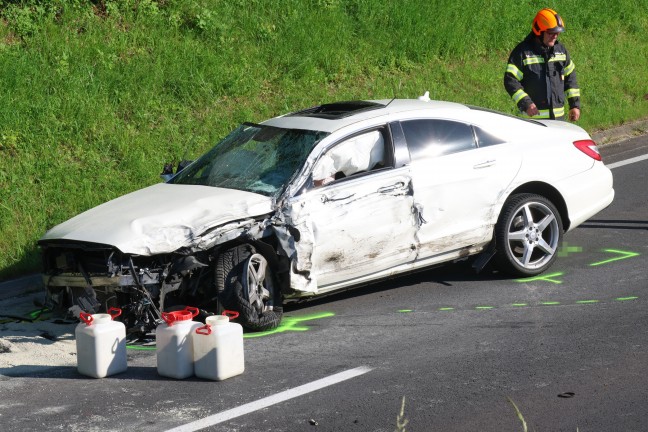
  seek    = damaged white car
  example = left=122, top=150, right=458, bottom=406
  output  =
left=39, top=96, right=614, bottom=334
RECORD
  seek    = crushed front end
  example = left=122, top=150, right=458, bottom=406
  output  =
left=40, top=240, right=216, bottom=337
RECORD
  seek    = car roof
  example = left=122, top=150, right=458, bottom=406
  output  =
left=261, top=98, right=470, bottom=133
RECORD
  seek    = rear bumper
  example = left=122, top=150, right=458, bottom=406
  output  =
left=558, top=162, right=615, bottom=231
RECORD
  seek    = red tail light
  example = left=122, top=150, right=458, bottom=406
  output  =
left=573, top=139, right=601, bottom=161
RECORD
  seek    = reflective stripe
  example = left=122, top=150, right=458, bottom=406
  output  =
left=550, top=53, right=567, bottom=62
left=565, top=88, right=581, bottom=98
left=564, top=60, right=575, bottom=76
left=523, top=109, right=550, bottom=119
left=506, top=63, right=523, bottom=80
left=512, top=89, right=528, bottom=103
left=522, top=107, right=565, bottom=119
left=523, top=56, right=544, bottom=66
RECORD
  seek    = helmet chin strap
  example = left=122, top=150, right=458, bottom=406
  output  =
left=534, top=32, right=547, bottom=46
left=537, top=32, right=557, bottom=48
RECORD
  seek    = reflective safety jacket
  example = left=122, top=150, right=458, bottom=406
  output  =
left=504, top=32, right=580, bottom=120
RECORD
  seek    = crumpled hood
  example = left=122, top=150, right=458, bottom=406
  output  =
left=40, top=183, right=274, bottom=255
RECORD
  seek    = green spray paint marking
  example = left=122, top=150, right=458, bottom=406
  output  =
left=121, top=295, right=643, bottom=350
left=558, top=243, right=583, bottom=257
left=126, top=312, right=337, bottom=349
left=126, top=344, right=155, bottom=351
left=29, top=309, right=46, bottom=319
left=244, top=312, right=335, bottom=339
left=516, top=272, right=564, bottom=284
left=616, top=296, right=639, bottom=301
left=590, top=249, right=640, bottom=266
left=419, top=296, right=640, bottom=315
left=0, top=308, right=51, bottom=324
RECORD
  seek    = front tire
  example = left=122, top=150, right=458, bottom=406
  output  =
left=494, top=193, right=563, bottom=277
left=216, top=244, right=283, bottom=331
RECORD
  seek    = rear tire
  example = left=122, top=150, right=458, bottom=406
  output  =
left=216, top=244, right=282, bottom=331
left=494, top=193, right=563, bottom=277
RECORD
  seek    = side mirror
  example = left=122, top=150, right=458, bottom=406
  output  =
left=160, top=160, right=193, bottom=182
left=177, top=159, right=192, bottom=172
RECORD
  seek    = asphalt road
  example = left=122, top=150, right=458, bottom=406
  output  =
left=0, top=136, right=647, bottom=432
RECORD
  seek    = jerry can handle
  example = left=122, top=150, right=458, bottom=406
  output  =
left=185, top=306, right=200, bottom=318
left=79, top=312, right=93, bottom=325
left=161, top=312, right=175, bottom=325
left=196, top=324, right=212, bottom=335
left=223, top=310, right=240, bottom=320
left=107, top=307, right=122, bottom=319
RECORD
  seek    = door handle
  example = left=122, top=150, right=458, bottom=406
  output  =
left=321, top=193, right=355, bottom=203
left=378, top=182, right=406, bottom=194
left=473, top=160, right=496, bottom=169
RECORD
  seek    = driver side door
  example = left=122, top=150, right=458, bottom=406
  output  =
left=286, top=127, right=418, bottom=290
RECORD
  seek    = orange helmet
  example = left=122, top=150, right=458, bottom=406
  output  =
left=532, top=8, right=565, bottom=36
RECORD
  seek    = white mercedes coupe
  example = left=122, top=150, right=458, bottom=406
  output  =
left=39, top=96, right=614, bottom=333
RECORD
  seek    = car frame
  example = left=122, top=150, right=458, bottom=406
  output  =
left=39, top=96, right=614, bottom=334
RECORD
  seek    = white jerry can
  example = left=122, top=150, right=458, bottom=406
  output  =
left=156, top=306, right=202, bottom=379
left=193, top=311, right=245, bottom=381
left=75, top=307, right=127, bottom=378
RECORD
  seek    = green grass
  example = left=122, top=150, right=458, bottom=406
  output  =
left=1, top=0, right=647, bottom=281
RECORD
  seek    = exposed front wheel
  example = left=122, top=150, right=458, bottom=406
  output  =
left=494, top=193, right=563, bottom=277
left=216, top=244, right=282, bottom=331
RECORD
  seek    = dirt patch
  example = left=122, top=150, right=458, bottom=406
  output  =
left=0, top=292, right=77, bottom=376
left=591, top=119, right=648, bottom=146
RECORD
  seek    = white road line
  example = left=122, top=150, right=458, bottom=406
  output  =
left=164, top=366, right=373, bottom=432
left=607, top=153, right=648, bottom=169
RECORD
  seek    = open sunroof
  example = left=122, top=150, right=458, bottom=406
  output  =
left=288, top=100, right=386, bottom=119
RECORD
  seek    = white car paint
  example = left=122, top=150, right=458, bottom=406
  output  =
left=411, top=143, right=523, bottom=260
left=41, top=183, right=273, bottom=255
left=287, top=167, right=417, bottom=291
left=272, top=102, right=613, bottom=295
left=551, top=162, right=614, bottom=231
left=39, top=97, right=615, bottom=326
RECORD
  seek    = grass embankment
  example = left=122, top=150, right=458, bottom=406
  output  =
left=1, top=0, right=647, bottom=281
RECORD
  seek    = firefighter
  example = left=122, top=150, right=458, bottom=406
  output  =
left=504, top=8, right=581, bottom=121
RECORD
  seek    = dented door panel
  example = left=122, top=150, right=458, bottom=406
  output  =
left=285, top=168, right=417, bottom=291
left=411, top=144, right=523, bottom=260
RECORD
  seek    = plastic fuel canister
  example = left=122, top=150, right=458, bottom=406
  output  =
left=75, top=307, right=127, bottom=378
left=156, top=306, right=202, bottom=379
left=193, top=310, right=245, bottom=381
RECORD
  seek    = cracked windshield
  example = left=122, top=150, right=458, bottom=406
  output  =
left=171, top=124, right=328, bottom=196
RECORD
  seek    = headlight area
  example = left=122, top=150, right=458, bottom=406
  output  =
left=39, top=241, right=217, bottom=337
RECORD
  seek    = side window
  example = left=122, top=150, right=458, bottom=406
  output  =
left=474, top=126, right=506, bottom=147
left=401, top=119, right=476, bottom=159
left=312, top=129, right=387, bottom=187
